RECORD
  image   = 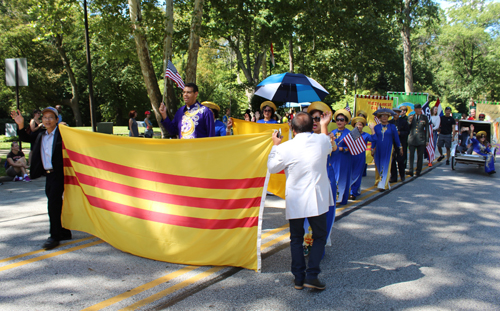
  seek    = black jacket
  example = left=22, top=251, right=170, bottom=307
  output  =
left=18, top=127, right=64, bottom=180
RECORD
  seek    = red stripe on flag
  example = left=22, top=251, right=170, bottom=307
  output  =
left=74, top=193, right=258, bottom=230
left=343, top=134, right=366, bottom=155
left=64, top=149, right=266, bottom=190
left=426, top=124, right=435, bottom=162
left=64, top=174, right=260, bottom=210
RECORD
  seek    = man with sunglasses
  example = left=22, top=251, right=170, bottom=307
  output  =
left=159, top=83, right=215, bottom=139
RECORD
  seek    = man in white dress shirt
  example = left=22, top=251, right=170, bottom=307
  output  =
left=267, top=112, right=334, bottom=290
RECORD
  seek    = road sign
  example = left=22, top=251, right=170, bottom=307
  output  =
left=5, top=58, right=28, bottom=86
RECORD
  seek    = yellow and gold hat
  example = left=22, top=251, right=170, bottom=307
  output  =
left=333, top=109, right=352, bottom=124
left=476, top=131, right=487, bottom=138
left=351, top=116, right=367, bottom=126
left=201, top=101, right=220, bottom=111
left=260, top=101, right=277, bottom=111
left=307, top=101, right=332, bottom=115
left=356, top=110, right=367, bottom=118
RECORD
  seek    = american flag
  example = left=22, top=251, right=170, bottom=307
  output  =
left=345, top=102, right=351, bottom=114
left=165, top=60, right=185, bottom=89
left=343, top=127, right=367, bottom=155
left=374, top=116, right=381, bottom=124
left=426, top=124, right=435, bottom=162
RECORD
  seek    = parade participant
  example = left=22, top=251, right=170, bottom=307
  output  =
left=389, top=108, right=409, bottom=183
left=356, top=110, right=367, bottom=119
left=5, top=141, right=31, bottom=182
left=407, top=103, right=429, bottom=177
left=468, top=125, right=496, bottom=175
left=350, top=116, right=376, bottom=199
left=267, top=112, right=334, bottom=290
left=29, top=109, right=44, bottom=166
left=128, top=110, right=139, bottom=137
left=372, top=108, right=402, bottom=190
left=11, top=107, right=72, bottom=250
left=159, top=83, right=215, bottom=139
left=430, top=105, right=441, bottom=151
left=253, top=110, right=260, bottom=122
left=202, top=101, right=227, bottom=137
left=331, top=108, right=352, bottom=205
left=144, top=111, right=154, bottom=138
left=244, top=110, right=251, bottom=122
left=305, top=102, right=337, bottom=254
left=478, top=113, right=486, bottom=121
left=257, top=101, right=278, bottom=124
left=437, top=107, right=456, bottom=165
left=223, top=108, right=230, bottom=125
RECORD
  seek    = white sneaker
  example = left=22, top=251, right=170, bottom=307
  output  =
left=13, top=176, right=24, bottom=182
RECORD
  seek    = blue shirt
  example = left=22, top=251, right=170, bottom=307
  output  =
left=214, top=120, right=226, bottom=137
left=161, top=102, right=215, bottom=139
left=257, top=119, right=278, bottom=124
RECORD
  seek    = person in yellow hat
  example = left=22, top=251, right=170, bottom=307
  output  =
left=330, top=108, right=352, bottom=205
left=201, top=101, right=229, bottom=136
left=349, top=116, right=376, bottom=200
left=468, top=125, right=496, bottom=174
left=258, top=101, right=278, bottom=124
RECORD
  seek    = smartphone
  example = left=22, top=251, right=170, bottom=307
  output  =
left=274, top=129, right=282, bottom=138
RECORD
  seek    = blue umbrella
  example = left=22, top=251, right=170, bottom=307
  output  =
left=255, top=73, right=328, bottom=103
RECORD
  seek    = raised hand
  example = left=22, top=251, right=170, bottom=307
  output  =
left=159, top=102, right=167, bottom=119
left=320, top=111, right=332, bottom=126
left=10, top=110, right=25, bottom=129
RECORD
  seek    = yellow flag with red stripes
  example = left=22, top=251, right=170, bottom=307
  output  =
left=231, top=118, right=288, bottom=199
left=60, top=126, right=272, bottom=271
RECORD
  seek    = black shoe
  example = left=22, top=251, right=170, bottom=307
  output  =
left=407, top=171, right=414, bottom=177
left=294, top=279, right=304, bottom=290
left=488, top=171, right=496, bottom=175
left=42, top=238, right=60, bottom=250
left=446, top=160, right=450, bottom=165
left=349, top=195, right=356, bottom=200
left=60, top=233, right=72, bottom=241
left=437, top=155, right=445, bottom=162
left=401, top=176, right=405, bottom=182
left=304, top=278, right=326, bottom=290
left=389, top=179, right=397, bottom=183
left=416, top=172, right=421, bottom=177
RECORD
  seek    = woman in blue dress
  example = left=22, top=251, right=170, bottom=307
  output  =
left=349, top=116, right=376, bottom=200
left=257, top=101, right=278, bottom=124
left=372, top=109, right=403, bottom=190
left=302, top=102, right=337, bottom=254
left=331, top=108, right=352, bottom=205
left=468, top=126, right=496, bottom=175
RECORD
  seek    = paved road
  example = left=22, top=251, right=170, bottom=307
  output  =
left=1, top=159, right=499, bottom=310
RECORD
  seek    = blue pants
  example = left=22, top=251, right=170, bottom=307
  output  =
left=290, top=213, right=327, bottom=281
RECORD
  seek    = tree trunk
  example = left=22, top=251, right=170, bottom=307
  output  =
left=128, top=0, right=163, bottom=133
left=161, top=0, right=178, bottom=137
left=185, top=0, right=204, bottom=83
left=53, top=34, right=82, bottom=126
left=289, top=36, right=294, bottom=73
left=401, top=0, right=414, bottom=93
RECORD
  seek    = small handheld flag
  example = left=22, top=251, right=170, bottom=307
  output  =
left=165, top=60, right=185, bottom=89
left=343, top=127, right=367, bottom=155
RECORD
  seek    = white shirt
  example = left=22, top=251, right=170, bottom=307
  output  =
left=267, top=132, right=334, bottom=219
left=41, top=127, right=57, bottom=170
left=430, top=115, right=440, bottom=130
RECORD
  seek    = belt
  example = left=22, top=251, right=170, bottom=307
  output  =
left=46, top=169, right=54, bottom=174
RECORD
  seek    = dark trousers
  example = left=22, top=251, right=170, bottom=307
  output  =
left=409, top=144, right=426, bottom=175
left=289, top=213, right=327, bottom=281
left=391, top=148, right=405, bottom=181
left=46, top=173, right=71, bottom=240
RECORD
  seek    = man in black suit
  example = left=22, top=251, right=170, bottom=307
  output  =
left=389, top=107, right=410, bottom=182
left=11, top=107, right=71, bottom=250
left=407, top=104, right=429, bottom=177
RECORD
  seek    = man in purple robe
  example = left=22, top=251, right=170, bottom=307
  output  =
left=159, top=83, right=215, bottom=139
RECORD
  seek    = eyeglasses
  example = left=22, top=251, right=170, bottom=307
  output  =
left=312, top=117, right=321, bottom=122
left=263, top=109, right=272, bottom=113
left=336, top=118, right=345, bottom=122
